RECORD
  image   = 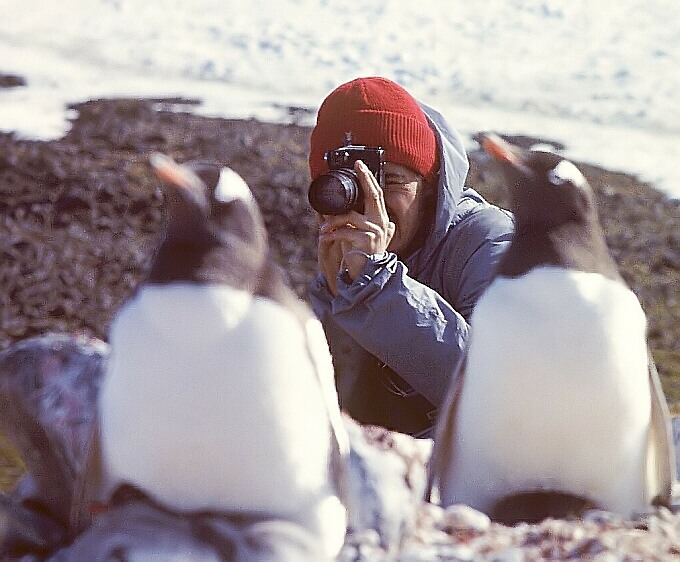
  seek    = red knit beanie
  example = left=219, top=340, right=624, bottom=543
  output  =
left=309, top=77, right=439, bottom=184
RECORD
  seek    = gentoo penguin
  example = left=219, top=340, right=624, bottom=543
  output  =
left=85, top=155, right=349, bottom=557
left=428, top=134, right=675, bottom=524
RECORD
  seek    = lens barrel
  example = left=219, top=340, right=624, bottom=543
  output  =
left=308, top=169, right=363, bottom=215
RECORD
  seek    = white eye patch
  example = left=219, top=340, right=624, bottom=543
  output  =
left=214, top=167, right=255, bottom=204
left=548, top=160, right=587, bottom=187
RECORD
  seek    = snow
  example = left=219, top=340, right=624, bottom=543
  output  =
left=1, top=0, right=678, bottom=197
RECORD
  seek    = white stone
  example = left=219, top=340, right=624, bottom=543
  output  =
left=441, top=504, right=491, bottom=533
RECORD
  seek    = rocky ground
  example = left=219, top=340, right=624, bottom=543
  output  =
left=348, top=501, right=680, bottom=561
left=1, top=91, right=680, bottom=559
left=1, top=96, right=678, bottom=401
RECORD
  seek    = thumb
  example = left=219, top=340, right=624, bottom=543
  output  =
left=386, top=221, right=396, bottom=246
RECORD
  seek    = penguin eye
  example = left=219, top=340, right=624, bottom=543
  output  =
left=548, top=160, right=587, bottom=188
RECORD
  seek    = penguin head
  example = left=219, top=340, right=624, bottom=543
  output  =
left=483, top=134, right=623, bottom=281
left=511, top=152, right=596, bottom=235
left=483, top=135, right=597, bottom=235
left=147, top=156, right=268, bottom=292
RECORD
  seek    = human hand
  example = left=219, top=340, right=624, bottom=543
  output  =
left=317, top=160, right=395, bottom=290
left=317, top=225, right=345, bottom=296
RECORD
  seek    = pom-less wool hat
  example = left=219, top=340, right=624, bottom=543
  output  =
left=309, top=77, right=440, bottom=184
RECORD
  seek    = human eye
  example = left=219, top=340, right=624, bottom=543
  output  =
left=384, top=179, right=414, bottom=194
left=385, top=176, right=405, bottom=187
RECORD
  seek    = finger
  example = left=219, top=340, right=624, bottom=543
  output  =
left=318, top=235, right=343, bottom=260
left=318, top=234, right=338, bottom=253
left=354, top=160, right=389, bottom=221
left=385, top=221, right=396, bottom=245
left=319, top=227, right=382, bottom=249
left=317, top=237, right=343, bottom=286
left=320, top=216, right=385, bottom=241
left=319, top=211, right=373, bottom=233
left=319, top=211, right=360, bottom=229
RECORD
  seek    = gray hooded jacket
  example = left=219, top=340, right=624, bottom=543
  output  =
left=309, top=103, right=514, bottom=437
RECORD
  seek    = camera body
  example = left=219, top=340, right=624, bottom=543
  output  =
left=308, top=145, right=385, bottom=215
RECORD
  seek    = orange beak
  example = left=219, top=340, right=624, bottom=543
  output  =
left=150, top=152, right=205, bottom=190
left=149, top=153, right=209, bottom=210
left=481, top=133, right=533, bottom=176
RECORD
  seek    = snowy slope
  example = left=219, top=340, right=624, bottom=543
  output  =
left=0, top=0, right=678, bottom=196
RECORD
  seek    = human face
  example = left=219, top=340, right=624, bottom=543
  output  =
left=383, top=162, right=431, bottom=257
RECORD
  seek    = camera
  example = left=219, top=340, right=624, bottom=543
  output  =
left=308, top=145, right=385, bottom=215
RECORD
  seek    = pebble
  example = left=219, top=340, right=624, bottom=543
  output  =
left=398, top=545, right=444, bottom=562
left=440, top=503, right=491, bottom=534
left=338, top=501, right=680, bottom=560
left=492, top=546, right=527, bottom=562
left=432, top=544, right=476, bottom=561
left=581, top=509, right=624, bottom=526
left=344, top=528, right=381, bottom=548
left=416, top=502, right=444, bottom=528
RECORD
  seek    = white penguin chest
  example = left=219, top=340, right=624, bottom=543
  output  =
left=446, top=267, right=651, bottom=514
left=466, top=267, right=649, bottom=416
left=100, top=284, right=336, bottom=516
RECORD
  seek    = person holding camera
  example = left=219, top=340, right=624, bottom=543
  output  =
left=307, top=77, right=515, bottom=438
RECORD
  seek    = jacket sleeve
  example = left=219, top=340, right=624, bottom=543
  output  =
left=309, top=210, right=512, bottom=407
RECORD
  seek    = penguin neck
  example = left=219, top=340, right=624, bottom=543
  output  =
left=146, top=186, right=245, bottom=286
left=145, top=220, right=271, bottom=292
left=497, top=220, right=622, bottom=282
left=146, top=227, right=225, bottom=286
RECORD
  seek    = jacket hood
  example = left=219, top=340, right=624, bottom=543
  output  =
left=405, top=102, right=469, bottom=271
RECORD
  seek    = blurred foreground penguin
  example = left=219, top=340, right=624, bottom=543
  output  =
left=428, top=135, right=675, bottom=524
left=83, top=155, right=349, bottom=559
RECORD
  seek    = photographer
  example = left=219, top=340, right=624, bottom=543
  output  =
left=308, top=77, right=514, bottom=438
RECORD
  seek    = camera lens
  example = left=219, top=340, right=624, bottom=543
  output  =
left=308, top=169, right=363, bottom=215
